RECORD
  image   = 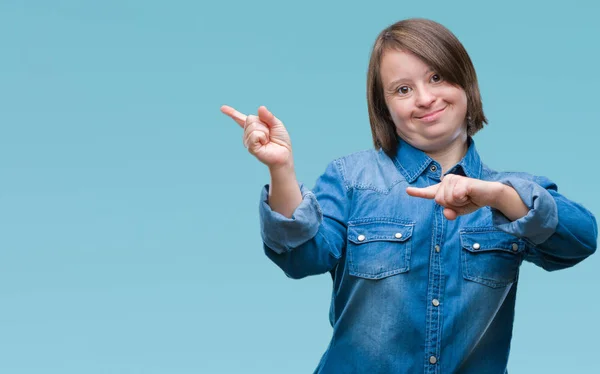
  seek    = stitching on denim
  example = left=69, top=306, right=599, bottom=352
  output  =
left=423, top=198, right=441, bottom=372
left=464, top=246, right=524, bottom=254
left=460, top=226, right=517, bottom=233
left=347, top=232, right=412, bottom=278
left=302, top=191, right=322, bottom=220
left=463, top=274, right=514, bottom=288
left=348, top=266, right=410, bottom=279
left=462, top=248, right=515, bottom=288
left=348, top=217, right=415, bottom=226
left=463, top=251, right=523, bottom=284
left=411, top=159, right=431, bottom=183
left=334, top=158, right=351, bottom=192
left=393, top=155, right=411, bottom=181
left=393, top=153, right=431, bottom=183
left=348, top=235, right=411, bottom=243
left=459, top=231, right=525, bottom=254
left=338, top=150, right=409, bottom=193
left=316, top=230, right=341, bottom=260
left=461, top=247, right=521, bottom=288
left=435, top=204, right=445, bottom=368
left=351, top=179, right=406, bottom=194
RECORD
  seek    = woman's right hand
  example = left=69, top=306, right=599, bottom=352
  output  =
left=221, top=105, right=293, bottom=170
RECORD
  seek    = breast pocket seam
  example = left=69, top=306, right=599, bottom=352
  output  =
left=460, top=228, right=525, bottom=288
left=346, top=220, right=414, bottom=280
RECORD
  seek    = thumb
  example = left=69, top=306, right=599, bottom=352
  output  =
left=258, top=106, right=283, bottom=128
left=406, top=184, right=439, bottom=199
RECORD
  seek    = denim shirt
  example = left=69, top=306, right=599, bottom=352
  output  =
left=259, top=137, right=597, bottom=374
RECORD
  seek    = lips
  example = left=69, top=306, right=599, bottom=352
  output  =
left=416, top=106, right=446, bottom=120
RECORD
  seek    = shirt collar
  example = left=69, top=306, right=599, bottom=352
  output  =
left=392, top=136, right=482, bottom=183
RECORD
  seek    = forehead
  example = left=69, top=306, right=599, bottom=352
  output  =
left=379, top=49, right=432, bottom=83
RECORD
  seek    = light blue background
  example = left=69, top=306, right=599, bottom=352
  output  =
left=1, top=1, right=598, bottom=373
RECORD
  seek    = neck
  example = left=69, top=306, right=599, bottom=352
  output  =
left=425, top=134, right=469, bottom=175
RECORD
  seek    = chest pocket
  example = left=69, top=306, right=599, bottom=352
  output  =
left=460, top=228, right=526, bottom=288
left=346, top=220, right=414, bottom=280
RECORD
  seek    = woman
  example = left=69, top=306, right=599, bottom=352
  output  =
left=221, top=18, right=596, bottom=374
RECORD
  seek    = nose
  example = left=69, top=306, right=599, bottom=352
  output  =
left=415, top=86, right=436, bottom=107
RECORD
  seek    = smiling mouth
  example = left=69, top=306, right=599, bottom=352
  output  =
left=416, top=106, right=447, bottom=121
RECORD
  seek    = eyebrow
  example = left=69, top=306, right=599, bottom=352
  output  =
left=385, top=68, right=435, bottom=91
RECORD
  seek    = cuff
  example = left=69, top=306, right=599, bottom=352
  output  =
left=491, top=177, right=558, bottom=245
left=259, top=183, right=323, bottom=254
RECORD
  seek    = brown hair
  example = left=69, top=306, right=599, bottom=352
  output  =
left=367, top=18, right=487, bottom=157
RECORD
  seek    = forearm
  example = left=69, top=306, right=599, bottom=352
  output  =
left=524, top=190, right=597, bottom=270
left=259, top=160, right=349, bottom=278
left=267, top=162, right=303, bottom=218
left=264, top=220, right=344, bottom=279
left=489, top=175, right=596, bottom=271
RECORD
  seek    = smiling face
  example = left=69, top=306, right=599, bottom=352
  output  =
left=380, top=49, right=468, bottom=153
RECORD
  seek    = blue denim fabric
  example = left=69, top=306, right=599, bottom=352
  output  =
left=259, top=137, right=597, bottom=374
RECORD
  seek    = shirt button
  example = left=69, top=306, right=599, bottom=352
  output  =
left=395, top=232, right=402, bottom=239
left=430, top=165, right=437, bottom=172
left=435, top=245, right=440, bottom=253
left=357, top=235, right=366, bottom=242
left=512, top=243, right=519, bottom=251
left=432, top=299, right=440, bottom=307
left=429, top=356, right=437, bottom=364
left=473, top=242, right=481, bottom=250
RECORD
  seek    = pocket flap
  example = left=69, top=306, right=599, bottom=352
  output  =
left=460, top=229, right=525, bottom=254
left=348, top=220, right=414, bottom=244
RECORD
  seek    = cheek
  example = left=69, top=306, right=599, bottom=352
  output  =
left=387, top=101, right=412, bottom=123
left=442, top=85, right=466, bottom=104
left=454, top=90, right=468, bottom=115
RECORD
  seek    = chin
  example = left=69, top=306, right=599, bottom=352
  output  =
left=412, top=131, right=466, bottom=152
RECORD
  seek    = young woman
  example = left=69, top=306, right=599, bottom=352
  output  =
left=221, top=18, right=597, bottom=374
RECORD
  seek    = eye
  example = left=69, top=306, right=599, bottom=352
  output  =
left=397, top=85, right=412, bottom=95
left=430, top=73, right=443, bottom=83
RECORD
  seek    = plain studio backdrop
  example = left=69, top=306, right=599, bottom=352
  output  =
left=1, top=0, right=598, bottom=373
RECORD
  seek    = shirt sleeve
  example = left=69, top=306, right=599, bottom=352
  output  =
left=491, top=175, right=597, bottom=271
left=259, top=184, right=323, bottom=255
left=259, top=159, right=349, bottom=279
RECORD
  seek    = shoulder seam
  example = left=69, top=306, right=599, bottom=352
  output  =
left=333, top=158, right=351, bottom=191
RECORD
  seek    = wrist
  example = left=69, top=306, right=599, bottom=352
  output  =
left=488, top=182, right=530, bottom=221
left=269, top=161, right=296, bottom=183
left=486, top=182, right=509, bottom=211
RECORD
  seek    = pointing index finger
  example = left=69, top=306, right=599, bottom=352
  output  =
left=406, top=184, right=439, bottom=199
left=220, top=105, right=247, bottom=128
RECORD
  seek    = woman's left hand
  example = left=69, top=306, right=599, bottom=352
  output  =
left=406, top=174, right=505, bottom=220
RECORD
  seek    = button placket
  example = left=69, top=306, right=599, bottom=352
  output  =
left=425, top=204, right=443, bottom=372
